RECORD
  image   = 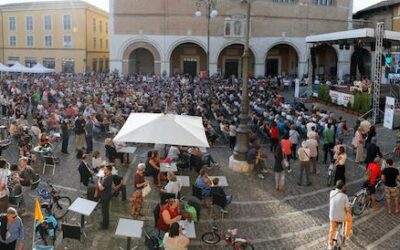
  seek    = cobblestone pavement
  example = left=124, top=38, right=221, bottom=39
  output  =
left=7, top=89, right=400, bottom=250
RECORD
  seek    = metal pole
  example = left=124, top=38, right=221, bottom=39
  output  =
left=207, top=1, right=211, bottom=85
left=233, top=0, right=251, bottom=161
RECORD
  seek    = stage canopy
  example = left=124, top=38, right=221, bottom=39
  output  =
left=306, top=28, right=400, bottom=45
left=113, top=113, right=210, bottom=148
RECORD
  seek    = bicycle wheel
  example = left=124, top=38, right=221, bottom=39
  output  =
left=52, top=196, right=72, bottom=219
left=375, top=182, right=385, bottom=202
left=237, top=242, right=255, bottom=250
left=352, top=194, right=366, bottom=216
left=201, top=232, right=221, bottom=245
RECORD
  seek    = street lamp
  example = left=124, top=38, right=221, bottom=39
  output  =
left=195, top=0, right=218, bottom=83
left=231, top=0, right=251, bottom=168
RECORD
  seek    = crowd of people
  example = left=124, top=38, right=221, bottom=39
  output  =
left=0, top=72, right=397, bottom=250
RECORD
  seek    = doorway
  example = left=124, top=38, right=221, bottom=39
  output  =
left=183, top=59, right=197, bottom=77
left=225, top=59, right=239, bottom=78
left=266, top=59, right=279, bottom=77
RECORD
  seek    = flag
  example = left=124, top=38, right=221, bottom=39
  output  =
left=34, top=198, right=44, bottom=223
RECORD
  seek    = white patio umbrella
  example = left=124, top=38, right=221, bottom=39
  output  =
left=113, top=113, right=210, bottom=148
left=30, top=63, right=56, bottom=73
left=0, top=63, right=10, bottom=72
left=7, top=62, right=31, bottom=73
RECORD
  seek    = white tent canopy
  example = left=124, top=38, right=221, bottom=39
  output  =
left=29, top=63, right=56, bottom=73
left=0, top=63, right=10, bottom=72
left=113, top=113, right=210, bottom=148
left=7, top=62, right=31, bottom=73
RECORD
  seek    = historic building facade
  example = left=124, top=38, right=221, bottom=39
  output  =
left=110, top=0, right=353, bottom=79
left=0, top=0, right=109, bottom=73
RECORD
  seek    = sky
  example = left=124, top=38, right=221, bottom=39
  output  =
left=0, top=0, right=388, bottom=13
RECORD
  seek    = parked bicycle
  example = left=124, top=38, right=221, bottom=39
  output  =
left=351, top=180, right=385, bottom=216
left=332, top=221, right=347, bottom=250
left=38, top=181, right=72, bottom=220
left=201, top=224, right=254, bottom=249
left=327, top=161, right=336, bottom=187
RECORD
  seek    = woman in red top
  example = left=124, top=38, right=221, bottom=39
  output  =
left=281, top=134, right=292, bottom=173
left=157, top=198, right=181, bottom=232
left=269, top=122, right=279, bottom=153
left=365, top=157, right=382, bottom=210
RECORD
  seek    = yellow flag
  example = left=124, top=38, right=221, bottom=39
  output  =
left=34, top=198, right=44, bottom=223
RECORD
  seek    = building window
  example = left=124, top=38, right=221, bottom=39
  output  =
left=25, top=57, right=37, bottom=68
left=26, top=16, right=33, bottom=31
left=105, top=22, right=108, bottom=34
left=100, top=20, right=103, bottom=33
left=93, top=38, right=96, bottom=49
left=106, top=39, right=108, bottom=49
left=93, top=18, right=96, bottom=32
left=92, top=59, right=97, bottom=72
left=312, top=0, right=332, bottom=6
left=225, top=23, right=231, bottom=36
left=9, top=36, right=16, bottom=47
left=62, top=59, right=75, bottom=73
left=100, top=39, right=103, bottom=49
left=99, top=58, right=104, bottom=72
left=43, top=58, right=55, bottom=69
left=273, top=0, right=295, bottom=3
left=63, top=15, right=72, bottom=30
left=9, top=16, right=16, bottom=31
left=224, top=16, right=245, bottom=37
left=26, top=35, right=34, bottom=47
left=44, top=15, right=52, bottom=31
left=64, top=35, right=72, bottom=48
left=44, top=35, right=52, bottom=47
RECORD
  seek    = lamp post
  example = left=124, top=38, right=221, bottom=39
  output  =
left=234, top=0, right=251, bottom=161
left=195, top=0, right=218, bottom=83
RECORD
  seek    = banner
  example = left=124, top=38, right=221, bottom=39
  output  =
left=329, top=90, right=354, bottom=106
left=384, top=96, right=395, bottom=129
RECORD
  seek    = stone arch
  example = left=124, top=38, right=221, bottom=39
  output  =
left=216, top=42, right=256, bottom=78
left=169, top=42, right=207, bottom=77
left=120, top=39, right=161, bottom=75
left=312, top=44, right=338, bottom=81
left=265, top=42, right=300, bottom=77
left=166, top=38, right=207, bottom=63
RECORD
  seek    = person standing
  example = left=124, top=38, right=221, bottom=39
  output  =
left=0, top=207, right=24, bottom=250
left=323, top=124, right=335, bottom=164
left=306, top=135, right=318, bottom=174
left=97, top=165, right=113, bottom=229
left=334, top=146, right=347, bottom=184
left=353, top=127, right=365, bottom=164
left=381, top=159, right=400, bottom=214
left=269, top=122, right=279, bottom=153
left=60, top=119, right=70, bottom=154
left=364, top=137, right=382, bottom=166
left=297, top=142, right=311, bottom=186
left=0, top=160, right=9, bottom=213
left=228, top=121, right=236, bottom=150
left=74, top=113, right=86, bottom=151
left=327, top=181, right=352, bottom=250
left=78, top=154, right=94, bottom=187
left=85, top=115, right=94, bottom=154
left=281, top=134, right=292, bottom=173
left=273, top=143, right=285, bottom=191
left=289, top=125, right=300, bottom=160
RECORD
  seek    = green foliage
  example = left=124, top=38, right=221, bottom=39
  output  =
left=352, top=93, right=370, bottom=113
left=318, top=85, right=330, bottom=103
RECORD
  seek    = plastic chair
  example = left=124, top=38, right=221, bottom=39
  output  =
left=43, top=156, right=57, bottom=175
left=8, top=193, right=23, bottom=210
left=31, top=174, right=41, bottom=190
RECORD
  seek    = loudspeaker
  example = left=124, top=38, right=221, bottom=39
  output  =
left=345, top=44, right=350, bottom=50
left=339, top=44, right=344, bottom=50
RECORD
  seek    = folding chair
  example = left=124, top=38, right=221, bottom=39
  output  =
left=43, top=156, right=57, bottom=175
left=62, top=223, right=82, bottom=241
left=31, top=174, right=41, bottom=190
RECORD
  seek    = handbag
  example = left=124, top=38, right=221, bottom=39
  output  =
left=142, top=184, right=152, bottom=197
left=282, top=158, right=289, bottom=168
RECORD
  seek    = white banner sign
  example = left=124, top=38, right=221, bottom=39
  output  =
left=384, top=96, right=395, bottom=129
left=329, top=90, right=354, bottom=106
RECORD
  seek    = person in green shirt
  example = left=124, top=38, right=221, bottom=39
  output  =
left=323, top=123, right=335, bottom=164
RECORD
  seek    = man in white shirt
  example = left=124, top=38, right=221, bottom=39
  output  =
left=328, top=180, right=352, bottom=249
left=162, top=172, right=182, bottom=199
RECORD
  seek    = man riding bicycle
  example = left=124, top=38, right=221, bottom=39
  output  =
left=365, top=157, right=382, bottom=210
left=328, top=180, right=352, bottom=250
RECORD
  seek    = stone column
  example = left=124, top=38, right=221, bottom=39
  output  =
left=254, top=62, right=265, bottom=78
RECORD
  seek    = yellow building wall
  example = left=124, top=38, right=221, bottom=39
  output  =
left=4, top=48, right=86, bottom=73
left=86, top=9, right=109, bottom=72
left=0, top=12, right=3, bottom=63
left=1, top=8, right=87, bottom=72
left=393, top=6, right=400, bottom=32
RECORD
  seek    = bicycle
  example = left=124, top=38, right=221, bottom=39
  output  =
left=332, top=221, right=347, bottom=250
left=38, top=181, right=72, bottom=220
left=351, top=180, right=385, bottom=216
left=201, top=225, right=254, bottom=250
left=327, top=161, right=336, bottom=187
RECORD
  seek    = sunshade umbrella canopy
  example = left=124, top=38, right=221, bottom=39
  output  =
left=113, top=113, right=210, bottom=148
